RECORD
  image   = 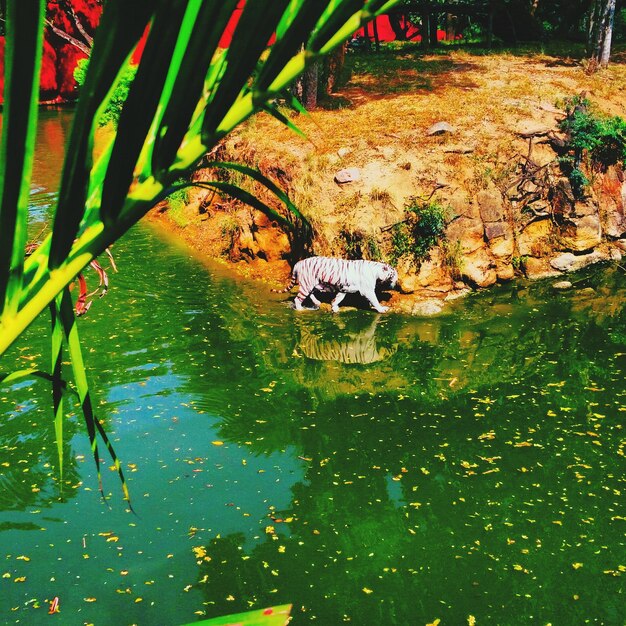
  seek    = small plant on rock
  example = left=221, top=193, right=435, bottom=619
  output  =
left=390, top=200, right=449, bottom=266
left=558, top=95, right=626, bottom=197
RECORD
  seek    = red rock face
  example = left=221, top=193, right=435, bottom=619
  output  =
left=0, top=1, right=102, bottom=104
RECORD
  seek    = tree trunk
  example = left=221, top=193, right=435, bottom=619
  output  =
left=429, top=11, right=439, bottom=47
left=487, top=6, right=494, bottom=50
left=421, top=9, right=430, bottom=49
left=588, top=0, right=616, bottom=68
left=302, top=61, right=318, bottom=110
left=373, top=16, right=380, bottom=52
left=388, top=11, right=408, bottom=41
left=446, top=13, right=458, bottom=42
left=319, top=44, right=346, bottom=97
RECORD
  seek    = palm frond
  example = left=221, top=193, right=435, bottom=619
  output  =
left=0, top=0, right=45, bottom=318
left=0, top=0, right=401, bottom=498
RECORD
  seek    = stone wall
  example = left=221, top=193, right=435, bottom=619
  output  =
left=439, top=163, right=626, bottom=289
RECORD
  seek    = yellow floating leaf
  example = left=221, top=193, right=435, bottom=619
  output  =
left=572, top=562, right=583, bottom=569
left=16, top=556, right=30, bottom=562
left=14, top=577, right=26, bottom=583
left=134, top=597, right=143, bottom=603
left=193, top=546, right=207, bottom=560
left=211, top=441, right=224, bottom=446
left=362, top=587, right=373, bottom=594
left=84, top=597, right=97, bottom=603
left=426, top=620, right=441, bottom=626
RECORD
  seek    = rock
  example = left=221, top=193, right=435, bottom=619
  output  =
left=523, top=257, right=562, bottom=280
left=443, top=145, right=474, bottom=154
left=573, top=199, right=598, bottom=218
left=412, top=299, right=445, bottom=316
left=445, top=287, right=472, bottom=301
left=396, top=257, right=419, bottom=294
left=550, top=250, right=609, bottom=273
left=517, top=219, right=552, bottom=257
left=553, top=280, right=573, bottom=290
left=337, top=147, right=352, bottom=158
left=598, top=168, right=626, bottom=237
left=416, top=248, right=455, bottom=292
left=334, top=167, right=361, bottom=184
left=446, top=189, right=478, bottom=220
left=560, top=214, right=602, bottom=252
left=461, top=248, right=497, bottom=287
left=610, top=247, right=622, bottom=261
left=516, top=120, right=553, bottom=138
left=426, top=121, right=455, bottom=136
left=477, top=188, right=506, bottom=222
left=445, top=217, right=485, bottom=254
left=488, top=225, right=515, bottom=258
left=484, top=222, right=508, bottom=241
left=496, top=261, right=515, bottom=281
left=253, top=228, right=290, bottom=262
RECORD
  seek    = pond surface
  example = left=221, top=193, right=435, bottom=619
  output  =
left=0, top=110, right=625, bottom=625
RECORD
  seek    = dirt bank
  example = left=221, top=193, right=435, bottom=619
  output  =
left=152, top=42, right=626, bottom=314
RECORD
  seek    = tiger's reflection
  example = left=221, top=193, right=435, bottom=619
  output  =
left=294, top=316, right=397, bottom=364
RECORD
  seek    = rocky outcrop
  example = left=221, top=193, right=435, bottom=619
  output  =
left=438, top=162, right=626, bottom=292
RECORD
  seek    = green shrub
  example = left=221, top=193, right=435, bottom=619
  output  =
left=391, top=200, right=449, bottom=266
left=558, top=96, right=626, bottom=196
left=74, top=58, right=138, bottom=128
left=390, top=222, right=411, bottom=265
left=339, top=230, right=382, bottom=261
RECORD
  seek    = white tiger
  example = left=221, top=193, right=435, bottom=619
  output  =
left=274, top=256, right=397, bottom=313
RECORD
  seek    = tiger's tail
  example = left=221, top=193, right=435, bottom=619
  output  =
left=271, top=269, right=298, bottom=293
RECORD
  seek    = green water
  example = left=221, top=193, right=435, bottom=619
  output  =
left=1, top=111, right=625, bottom=625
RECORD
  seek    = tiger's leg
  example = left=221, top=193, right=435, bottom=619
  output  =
left=293, top=291, right=307, bottom=310
left=362, top=289, right=389, bottom=313
left=309, top=292, right=322, bottom=309
left=331, top=291, right=346, bottom=313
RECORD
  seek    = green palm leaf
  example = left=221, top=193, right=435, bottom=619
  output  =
left=0, top=0, right=401, bottom=498
left=0, top=0, right=45, bottom=318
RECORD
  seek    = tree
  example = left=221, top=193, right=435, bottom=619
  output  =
left=588, top=0, right=617, bottom=68
left=45, top=0, right=102, bottom=56
left=0, top=0, right=402, bottom=498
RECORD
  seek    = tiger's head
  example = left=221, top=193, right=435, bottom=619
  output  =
left=378, top=263, right=398, bottom=289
